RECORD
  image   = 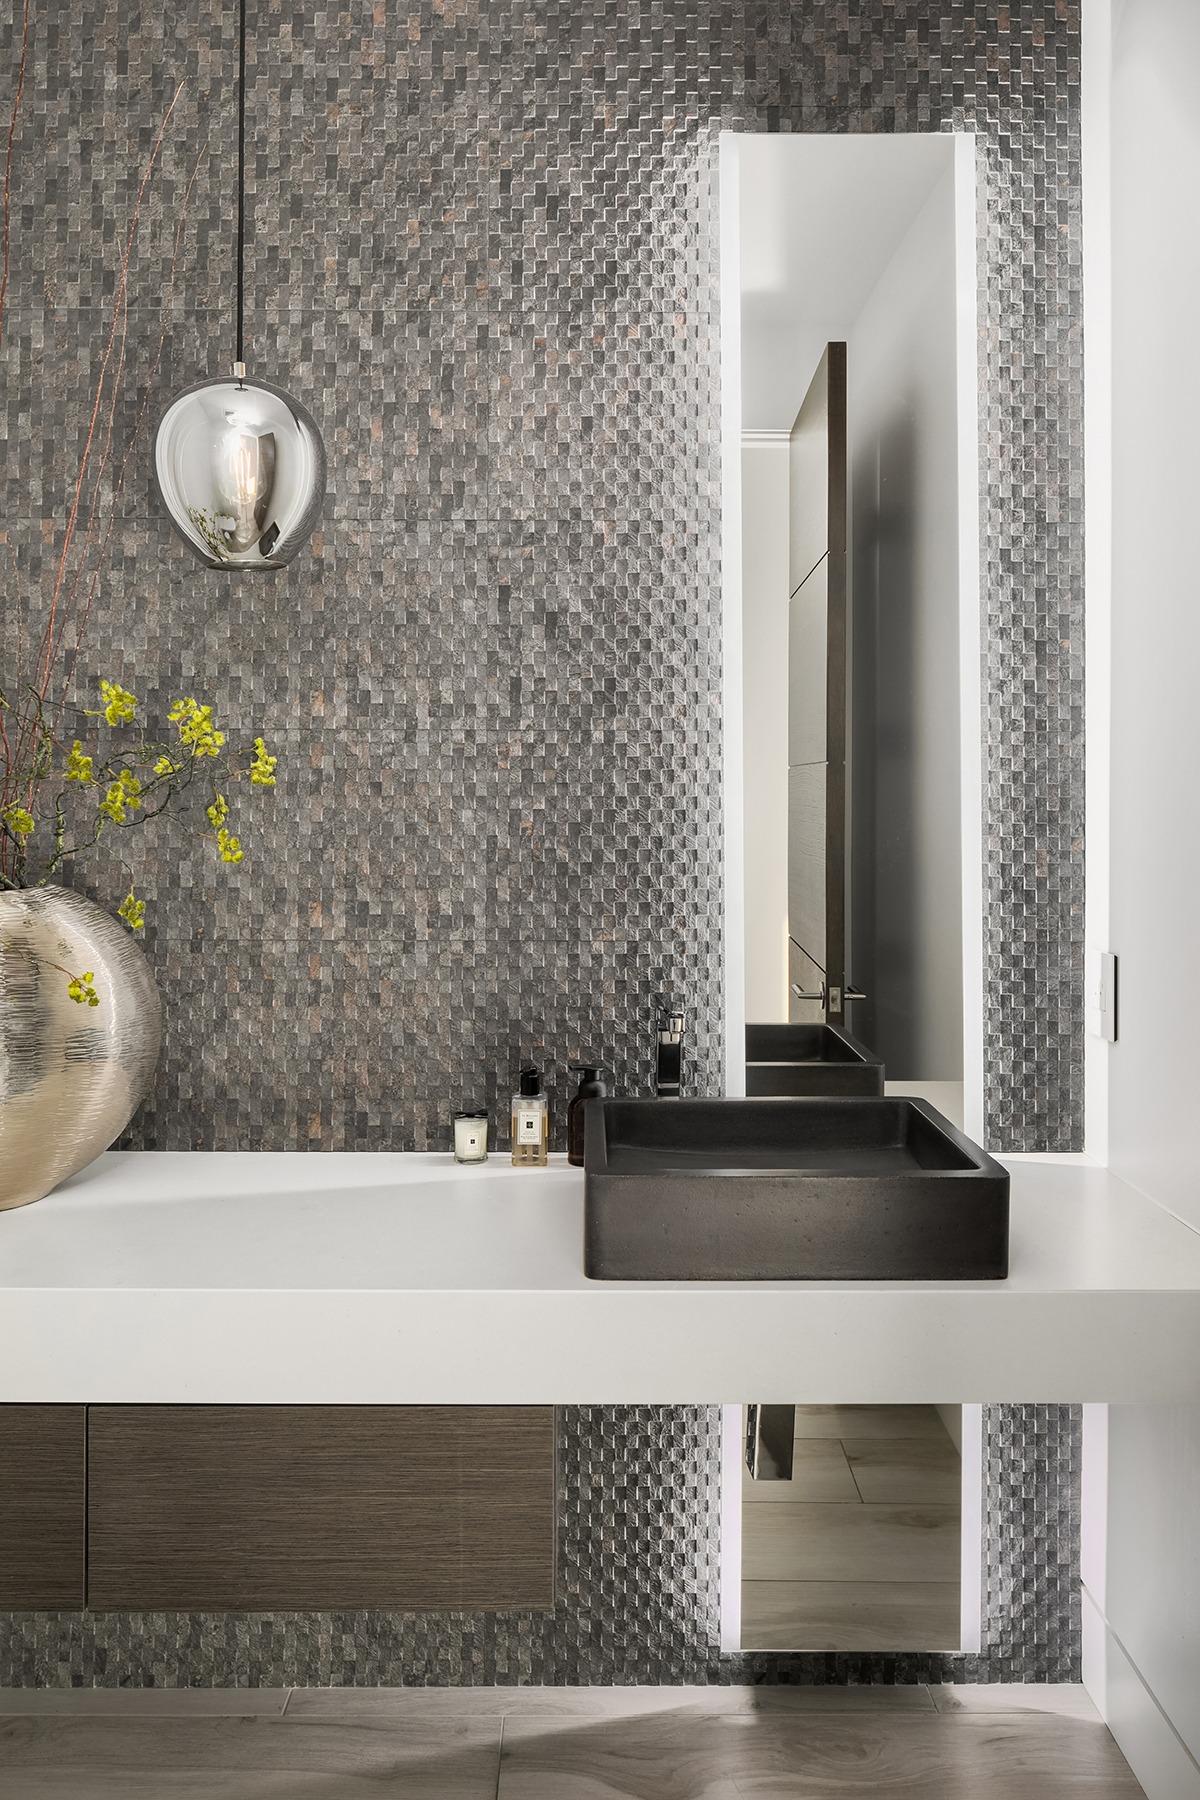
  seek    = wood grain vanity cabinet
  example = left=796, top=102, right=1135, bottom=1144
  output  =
left=86, top=1405, right=556, bottom=1613
left=0, top=1405, right=87, bottom=1609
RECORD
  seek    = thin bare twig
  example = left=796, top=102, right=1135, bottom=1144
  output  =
left=0, top=0, right=31, bottom=345
left=2, top=77, right=192, bottom=883
left=59, top=141, right=208, bottom=723
left=30, top=80, right=185, bottom=708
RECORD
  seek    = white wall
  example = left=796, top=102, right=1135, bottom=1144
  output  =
left=1085, top=1, right=1200, bottom=1792
left=741, top=437, right=791, bottom=1022
left=1107, top=1409, right=1200, bottom=1769
left=1106, top=0, right=1200, bottom=1228
left=847, top=166, right=963, bottom=1079
left=737, top=135, right=951, bottom=433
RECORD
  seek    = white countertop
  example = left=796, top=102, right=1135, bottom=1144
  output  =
left=3, top=1150, right=1200, bottom=1404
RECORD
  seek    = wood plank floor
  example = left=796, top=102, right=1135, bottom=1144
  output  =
left=739, top=1579, right=961, bottom=1652
left=741, top=1403, right=961, bottom=1651
left=0, top=1686, right=1145, bottom=1798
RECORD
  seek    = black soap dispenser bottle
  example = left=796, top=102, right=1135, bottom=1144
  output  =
left=567, top=1064, right=607, bottom=1167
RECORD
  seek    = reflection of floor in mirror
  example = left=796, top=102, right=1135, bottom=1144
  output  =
left=741, top=1403, right=961, bottom=1652
left=883, top=1080, right=965, bottom=1129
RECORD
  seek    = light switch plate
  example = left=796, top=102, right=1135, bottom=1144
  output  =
left=1096, top=951, right=1118, bottom=1042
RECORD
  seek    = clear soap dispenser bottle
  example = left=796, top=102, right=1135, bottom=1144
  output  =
left=511, top=1066, right=549, bottom=1166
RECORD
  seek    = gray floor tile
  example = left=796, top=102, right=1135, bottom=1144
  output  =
left=842, top=1436, right=962, bottom=1506
left=742, top=1439, right=860, bottom=1505
left=741, top=1580, right=961, bottom=1652
left=734, top=1714, right=1144, bottom=1798
left=0, top=1776, right=480, bottom=1799
left=742, top=1503, right=960, bottom=1584
left=0, top=1690, right=291, bottom=1718
left=929, top=1684, right=1103, bottom=1720
left=497, top=1712, right=747, bottom=1799
left=496, top=1710, right=1144, bottom=1800
left=726, top=1687, right=937, bottom=1713
left=0, top=1715, right=502, bottom=1797
left=0, top=1692, right=1144, bottom=1800
left=791, top=1405, right=951, bottom=1442
left=285, top=1685, right=936, bottom=1722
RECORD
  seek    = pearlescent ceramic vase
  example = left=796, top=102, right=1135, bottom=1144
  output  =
left=0, top=886, right=162, bottom=1210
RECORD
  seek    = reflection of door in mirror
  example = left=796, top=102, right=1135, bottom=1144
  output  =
left=740, top=1404, right=962, bottom=1652
left=736, top=133, right=976, bottom=1124
left=787, top=343, right=848, bottom=1026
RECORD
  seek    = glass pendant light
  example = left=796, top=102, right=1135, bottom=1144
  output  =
left=155, top=0, right=326, bottom=569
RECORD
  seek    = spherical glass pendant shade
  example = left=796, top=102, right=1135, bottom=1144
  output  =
left=154, top=375, right=326, bottom=570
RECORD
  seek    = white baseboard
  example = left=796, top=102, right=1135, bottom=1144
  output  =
left=959, top=1403, right=982, bottom=1654
left=719, top=1404, right=743, bottom=1652
left=1083, top=1589, right=1200, bottom=1800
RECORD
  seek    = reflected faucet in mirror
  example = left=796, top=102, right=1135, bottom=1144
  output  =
left=653, top=1008, right=684, bottom=1098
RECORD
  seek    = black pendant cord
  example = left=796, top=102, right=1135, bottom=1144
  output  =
left=235, top=0, right=246, bottom=371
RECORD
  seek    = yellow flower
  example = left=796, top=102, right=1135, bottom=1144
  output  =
left=64, top=740, right=94, bottom=783
left=153, top=755, right=179, bottom=778
left=206, top=793, right=229, bottom=828
left=169, top=696, right=226, bottom=758
left=67, top=970, right=100, bottom=1007
left=216, top=826, right=244, bottom=864
left=1, top=804, right=34, bottom=837
left=98, top=680, right=137, bottom=726
left=249, top=736, right=277, bottom=786
left=117, top=890, right=146, bottom=932
left=98, top=770, right=143, bottom=824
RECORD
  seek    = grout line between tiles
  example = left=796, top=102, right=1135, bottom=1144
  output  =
left=841, top=1434, right=867, bottom=1505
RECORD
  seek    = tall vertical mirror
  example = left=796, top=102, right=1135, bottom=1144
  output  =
left=719, top=133, right=985, bottom=1652
left=723, top=130, right=984, bottom=1136
left=741, top=1405, right=964, bottom=1652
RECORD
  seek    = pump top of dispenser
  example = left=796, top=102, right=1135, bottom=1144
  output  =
left=568, top=1063, right=606, bottom=1096
left=519, top=1066, right=542, bottom=1097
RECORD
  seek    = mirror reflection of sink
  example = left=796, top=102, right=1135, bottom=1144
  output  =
left=745, top=1023, right=883, bottom=1096
left=583, top=1098, right=1008, bottom=1282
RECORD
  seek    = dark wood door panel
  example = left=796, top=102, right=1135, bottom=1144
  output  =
left=788, top=342, right=847, bottom=595
left=788, top=558, right=829, bottom=768
left=87, top=1405, right=556, bottom=1613
left=788, top=762, right=827, bottom=967
left=0, top=1405, right=86, bottom=1610
left=788, top=340, right=849, bottom=1024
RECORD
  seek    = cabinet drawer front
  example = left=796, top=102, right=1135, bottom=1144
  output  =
left=87, top=1406, right=556, bottom=1613
left=0, top=1405, right=86, bottom=1610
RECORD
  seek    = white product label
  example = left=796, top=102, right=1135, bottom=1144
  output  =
left=454, top=1117, right=487, bottom=1159
left=518, top=1107, right=540, bottom=1141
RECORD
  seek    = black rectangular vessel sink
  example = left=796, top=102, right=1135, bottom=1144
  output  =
left=745, top=1023, right=884, bottom=1096
left=583, top=1097, right=1008, bottom=1281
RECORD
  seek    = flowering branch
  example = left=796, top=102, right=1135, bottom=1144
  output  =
left=0, top=680, right=279, bottom=1004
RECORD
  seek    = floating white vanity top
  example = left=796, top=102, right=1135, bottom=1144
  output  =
left=2, top=1150, right=1200, bottom=1405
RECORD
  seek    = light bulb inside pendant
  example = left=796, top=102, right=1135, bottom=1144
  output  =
left=155, top=370, right=325, bottom=569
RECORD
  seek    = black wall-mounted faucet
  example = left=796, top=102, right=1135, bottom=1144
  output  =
left=653, top=1007, right=684, bottom=1098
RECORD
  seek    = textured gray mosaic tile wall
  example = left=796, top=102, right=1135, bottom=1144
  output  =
left=1, top=1405, right=1080, bottom=1687
left=1, top=0, right=1084, bottom=1152
left=2, top=1, right=1083, bottom=1688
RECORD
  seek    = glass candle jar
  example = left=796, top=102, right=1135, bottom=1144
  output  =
left=453, top=1109, right=489, bottom=1163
